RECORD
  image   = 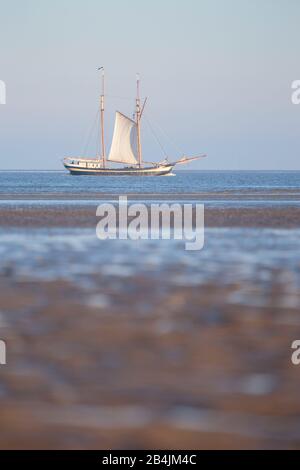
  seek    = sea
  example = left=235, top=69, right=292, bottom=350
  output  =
left=0, top=170, right=300, bottom=199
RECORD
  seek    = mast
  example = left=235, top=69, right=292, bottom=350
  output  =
left=136, top=73, right=142, bottom=167
left=99, top=67, right=106, bottom=167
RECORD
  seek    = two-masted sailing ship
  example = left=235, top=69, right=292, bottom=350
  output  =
left=63, top=69, right=205, bottom=176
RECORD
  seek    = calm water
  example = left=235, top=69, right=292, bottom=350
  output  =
left=0, top=170, right=300, bottom=197
left=1, top=228, right=300, bottom=307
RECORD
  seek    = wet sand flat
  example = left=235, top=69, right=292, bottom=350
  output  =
left=0, top=204, right=300, bottom=228
left=0, top=272, right=300, bottom=449
left=0, top=189, right=300, bottom=449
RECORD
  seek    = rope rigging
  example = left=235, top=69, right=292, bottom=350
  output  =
left=81, top=109, right=100, bottom=156
left=143, top=113, right=168, bottom=159
left=143, top=110, right=185, bottom=158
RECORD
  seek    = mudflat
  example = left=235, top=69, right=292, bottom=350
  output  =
left=0, top=270, right=299, bottom=449
left=0, top=201, right=299, bottom=447
left=0, top=204, right=300, bottom=228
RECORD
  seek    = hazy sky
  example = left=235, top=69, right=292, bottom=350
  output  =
left=0, top=0, right=299, bottom=170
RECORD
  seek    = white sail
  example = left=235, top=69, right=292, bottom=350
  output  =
left=108, top=111, right=138, bottom=165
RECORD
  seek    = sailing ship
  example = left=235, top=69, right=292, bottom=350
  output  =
left=63, top=69, right=205, bottom=176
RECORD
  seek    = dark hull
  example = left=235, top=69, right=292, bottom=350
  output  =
left=64, top=164, right=174, bottom=176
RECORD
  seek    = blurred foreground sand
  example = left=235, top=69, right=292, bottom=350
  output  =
left=0, top=205, right=300, bottom=449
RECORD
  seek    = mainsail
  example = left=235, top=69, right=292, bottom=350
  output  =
left=108, top=111, right=138, bottom=165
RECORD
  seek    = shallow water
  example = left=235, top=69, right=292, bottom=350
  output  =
left=1, top=170, right=300, bottom=196
left=1, top=227, right=299, bottom=308
left=0, top=199, right=300, bottom=208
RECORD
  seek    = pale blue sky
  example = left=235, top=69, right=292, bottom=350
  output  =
left=0, top=0, right=299, bottom=169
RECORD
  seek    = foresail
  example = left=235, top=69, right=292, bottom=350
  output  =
left=108, top=111, right=138, bottom=165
